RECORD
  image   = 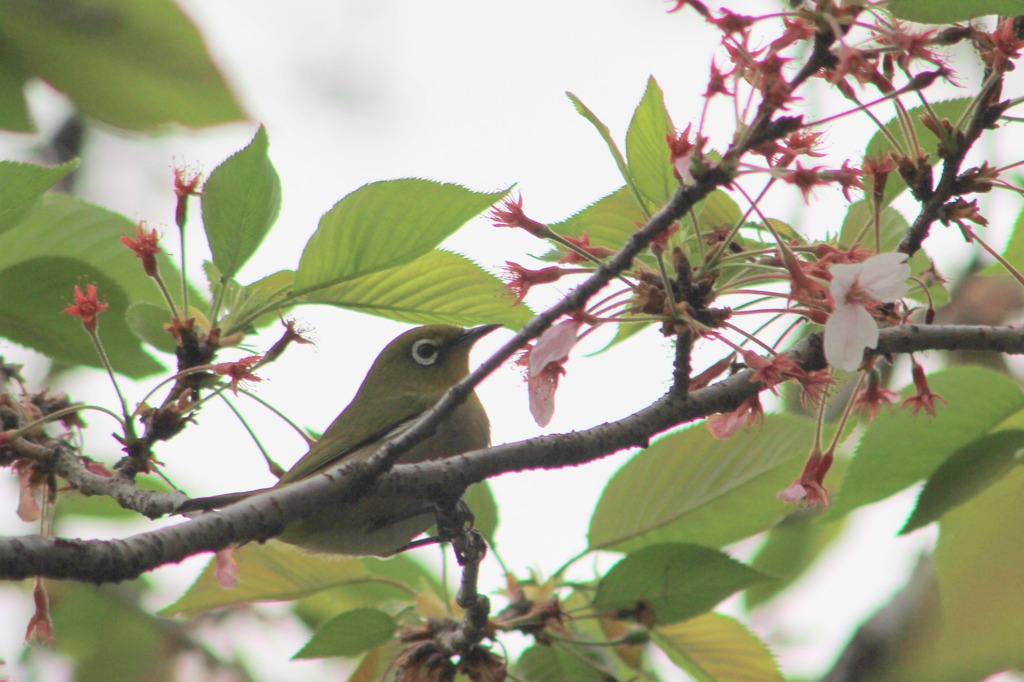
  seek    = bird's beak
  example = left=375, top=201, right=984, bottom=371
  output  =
left=456, top=324, right=501, bottom=347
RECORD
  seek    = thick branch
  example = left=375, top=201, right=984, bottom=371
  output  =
left=1, top=324, right=1021, bottom=583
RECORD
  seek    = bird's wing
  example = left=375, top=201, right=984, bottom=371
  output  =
left=278, top=406, right=424, bottom=483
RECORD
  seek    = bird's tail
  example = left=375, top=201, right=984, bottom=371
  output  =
left=176, top=488, right=269, bottom=514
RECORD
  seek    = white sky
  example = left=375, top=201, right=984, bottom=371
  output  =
left=1, top=2, right=1021, bottom=680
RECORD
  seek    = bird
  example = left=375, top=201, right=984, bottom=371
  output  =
left=178, top=323, right=499, bottom=556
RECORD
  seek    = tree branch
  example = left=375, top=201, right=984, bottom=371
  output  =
left=2, top=323, right=1021, bottom=583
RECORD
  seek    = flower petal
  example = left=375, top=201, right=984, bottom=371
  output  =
left=829, top=261, right=862, bottom=302
left=215, top=547, right=240, bottom=589
left=824, top=303, right=879, bottom=371
left=529, top=320, right=580, bottom=377
left=858, top=252, right=910, bottom=301
left=528, top=369, right=558, bottom=427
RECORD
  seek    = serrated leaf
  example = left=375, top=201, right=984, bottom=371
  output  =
left=300, top=249, right=532, bottom=328
left=626, top=76, right=675, bottom=213
left=293, top=608, right=397, bottom=659
left=864, top=99, right=972, bottom=205
left=589, top=415, right=814, bottom=553
left=828, top=366, right=1024, bottom=518
left=566, top=92, right=644, bottom=211
left=593, top=543, right=772, bottom=625
left=202, top=126, right=281, bottom=279
left=889, top=0, right=1024, bottom=23
left=0, top=159, right=79, bottom=234
left=900, top=429, right=1024, bottom=534
left=0, top=0, right=244, bottom=130
left=547, top=185, right=645, bottom=255
left=655, top=612, right=785, bottom=682
left=162, top=542, right=388, bottom=618
left=294, top=179, right=506, bottom=293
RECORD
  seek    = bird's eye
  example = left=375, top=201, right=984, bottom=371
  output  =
left=411, top=338, right=440, bottom=366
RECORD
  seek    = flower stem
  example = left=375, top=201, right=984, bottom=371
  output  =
left=219, top=394, right=284, bottom=477
left=88, top=328, right=135, bottom=439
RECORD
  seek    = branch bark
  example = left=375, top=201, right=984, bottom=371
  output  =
left=2, top=323, right=1021, bottom=583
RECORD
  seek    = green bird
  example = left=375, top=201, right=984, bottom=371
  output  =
left=179, top=323, right=498, bottom=556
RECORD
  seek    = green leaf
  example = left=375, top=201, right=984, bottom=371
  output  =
left=161, top=542, right=402, bottom=618
left=300, top=249, right=532, bottom=328
left=626, top=76, right=676, bottom=212
left=516, top=643, right=618, bottom=682
left=744, top=515, right=846, bottom=609
left=900, top=430, right=1024, bottom=534
left=0, top=0, right=244, bottom=130
left=838, top=200, right=908, bottom=251
left=201, top=126, right=281, bottom=279
left=293, top=608, right=397, bottom=659
left=828, top=366, right=1024, bottom=518
left=295, top=553, right=436, bottom=625
left=588, top=415, right=815, bottom=553
left=0, top=257, right=160, bottom=376
left=566, top=92, right=643, bottom=211
left=889, top=0, right=1024, bottom=23
left=0, top=160, right=78, bottom=234
left=215, top=266, right=295, bottom=336
left=56, top=478, right=171, bottom=520
left=654, top=612, right=785, bottom=682
left=125, top=302, right=177, bottom=354
left=920, top=466, right=1024, bottom=680
left=682, top=188, right=743, bottom=235
left=50, top=583, right=175, bottom=682
left=0, top=194, right=189, bottom=376
left=547, top=185, right=646, bottom=255
left=982, top=198, right=1024, bottom=277
left=864, top=98, right=972, bottom=205
left=345, top=643, right=404, bottom=682
left=0, top=52, right=32, bottom=131
left=463, top=480, right=499, bottom=547
left=0, top=194, right=185, bottom=307
left=593, top=543, right=772, bottom=625
left=294, top=179, right=506, bottom=292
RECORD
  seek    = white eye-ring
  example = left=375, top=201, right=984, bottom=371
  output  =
left=411, top=338, right=440, bottom=366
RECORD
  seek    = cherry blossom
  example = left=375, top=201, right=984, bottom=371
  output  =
left=64, top=284, right=109, bottom=333
left=215, top=547, right=240, bottom=589
left=707, top=395, right=764, bottom=439
left=213, top=356, right=264, bottom=395
left=121, top=222, right=163, bottom=277
left=824, top=252, right=910, bottom=371
left=524, top=319, right=582, bottom=427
